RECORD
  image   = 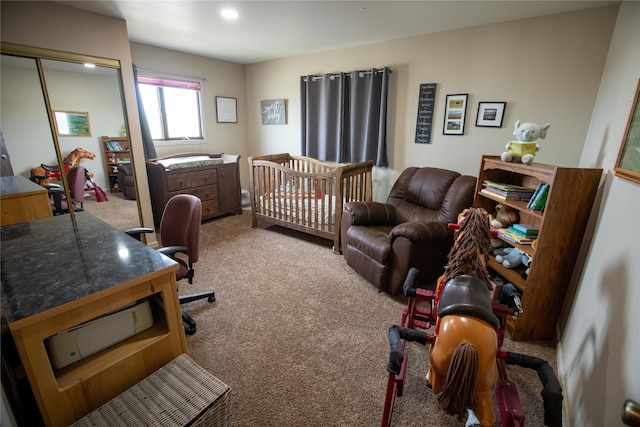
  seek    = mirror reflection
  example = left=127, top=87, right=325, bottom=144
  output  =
left=0, top=52, right=141, bottom=231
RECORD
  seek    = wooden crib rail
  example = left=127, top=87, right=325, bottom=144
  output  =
left=248, top=154, right=373, bottom=253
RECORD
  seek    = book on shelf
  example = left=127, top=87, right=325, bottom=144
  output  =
left=498, top=227, right=536, bottom=245
left=483, top=180, right=535, bottom=193
left=481, top=180, right=535, bottom=202
left=105, top=140, right=123, bottom=151
left=511, top=223, right=540, bottom=237
left=480, top=187, right=534, bottom=201
left=527, top=182, right=549, bottom=211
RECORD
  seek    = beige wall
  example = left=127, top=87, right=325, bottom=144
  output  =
left=246, top=6, right=618, bottom=189
left=1, top=1, right=155, bottom=234
left=128, top=6, right=618, bottom=198
left=560, top=2, right=640, bottom=425
left=129, top=42, right=248, bottom=165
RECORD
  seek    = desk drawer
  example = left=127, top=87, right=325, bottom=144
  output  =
left=167, top=170, right=217, bottom=190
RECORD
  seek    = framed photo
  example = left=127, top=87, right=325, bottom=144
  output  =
left=260, top=99, right=287, bottom=125
left=614, top=79, right=640, bottom=184
left=216, top=96, right=237, bottom=123
left=53, top=110, right=91, bottom=136
left=443, top=94, right=468, bottom=135
left=476, top=102, right=506, bottom=128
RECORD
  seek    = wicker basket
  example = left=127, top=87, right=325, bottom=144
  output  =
left=71, top=354, right=231, bottom=426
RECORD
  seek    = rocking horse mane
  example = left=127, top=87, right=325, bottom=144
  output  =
left=436, top=342, right=479, bottom=420
left=442, top=207, right=492, bottom=291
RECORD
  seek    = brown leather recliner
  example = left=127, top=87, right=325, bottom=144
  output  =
left=341, top=167, right=476, bottom=295
left=117, top=163, right=136, bottom=200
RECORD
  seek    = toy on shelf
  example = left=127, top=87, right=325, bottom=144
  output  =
left=490, top=203, right=519, bottom=229
left=494, top=247, right=530, bottom=269
left=501, top=120, right=551, bottom=164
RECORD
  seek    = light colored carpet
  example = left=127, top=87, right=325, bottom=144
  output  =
left=78, top=195, right=560, bottom=426
left=175, top=212, right=559, bottom=427
left=82, top=192, right=140, bottom=231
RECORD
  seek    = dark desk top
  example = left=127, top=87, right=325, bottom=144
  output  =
left=0, top=175, right=48, bottom=198
left=1, top=211, right=176, bottom=324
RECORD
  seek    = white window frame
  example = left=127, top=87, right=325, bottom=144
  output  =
left=137, top=72, right=205, bottom=143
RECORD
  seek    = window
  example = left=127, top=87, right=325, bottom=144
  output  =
left=137, top=75, right=203, bottom=141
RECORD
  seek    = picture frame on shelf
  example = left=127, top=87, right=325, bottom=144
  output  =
left=215, top=96, right=237, bottom=123
left=476, top=102, right=506, bottom=128
left=443, top=94, right=468, bottom=135
left=614, top=79, right=640, bottom=184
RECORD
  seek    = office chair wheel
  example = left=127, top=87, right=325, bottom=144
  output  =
left=185, top=324, right=196, bottom=335
left=208, top=294, right=216, bottom=303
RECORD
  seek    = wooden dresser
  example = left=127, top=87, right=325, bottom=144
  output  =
left=146, top=153, right=242, bottom=226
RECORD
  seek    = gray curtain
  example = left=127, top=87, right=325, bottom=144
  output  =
left=133, top=64, right=157, bottom=160
left=301, top=67, right=389, bottom=167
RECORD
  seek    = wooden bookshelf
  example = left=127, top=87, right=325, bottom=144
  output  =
left=474, top=155, right=602, bottom=341
left=100, top=136, right=130, bottom=193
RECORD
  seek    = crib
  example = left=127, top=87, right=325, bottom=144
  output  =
left=248, top=153, right=374, bottom=254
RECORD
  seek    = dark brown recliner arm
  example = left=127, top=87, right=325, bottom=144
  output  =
left=342, top=201, right=397, bottom=226
left=390, top=221, right=452, bottom=243
left=387, top=221, right=455, bottom=295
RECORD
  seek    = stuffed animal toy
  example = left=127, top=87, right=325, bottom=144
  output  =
left=501, top=120, right=551, bottom=164
left=494, top=247, right=530, bottom=269
left=489, top=204, right=519, bottom=229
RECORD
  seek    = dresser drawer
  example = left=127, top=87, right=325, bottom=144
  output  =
left=167, top=169, right=217, bottom=190
left=202, top=200, right=219, bottom=217
left=169, top=185, right=218, bottom=202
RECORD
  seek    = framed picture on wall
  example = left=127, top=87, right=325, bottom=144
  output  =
left=216, top=96, right=237, bottom=123
left=443, top=94, right=468, bottom=135
left=53, top=111, right=91, bottom=136
left=614, top=79, right=640, bottom=184
left=260, top=99, right=287, bottom=125
left=475, top=102, right=506, bottom=128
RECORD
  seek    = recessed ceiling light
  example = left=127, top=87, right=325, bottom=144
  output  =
left=221, top=9, right=239, bottom=20
left=84, top=63, right=96, bottom=68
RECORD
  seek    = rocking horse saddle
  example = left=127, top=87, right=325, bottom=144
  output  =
left=40, top=163, right=60, bottom=172
left=438, top=275, right=500, bottom=330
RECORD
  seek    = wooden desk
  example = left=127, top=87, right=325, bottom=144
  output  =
left=1, top=212, right=187, bottom=426
left=0, top=176, right=52, bottom=225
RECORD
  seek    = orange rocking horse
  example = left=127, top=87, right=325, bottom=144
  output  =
left=384, top=207, right=562, bottom=427
left=385, top=207, right=501, bottom=426
left=30, top=147, right=95, bottom=186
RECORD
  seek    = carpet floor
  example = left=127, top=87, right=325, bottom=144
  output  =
left=81, top=197, right=560, bottom=426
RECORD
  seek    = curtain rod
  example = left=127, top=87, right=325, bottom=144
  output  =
left=304, top=67, right=393, bottom=82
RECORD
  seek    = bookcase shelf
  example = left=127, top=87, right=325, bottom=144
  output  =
left=474, top=155, right=602, bottom=341
left=100, top=136, right=130, bottom=193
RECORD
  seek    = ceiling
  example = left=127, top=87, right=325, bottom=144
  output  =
left=54, top=0, right=618, bottom=65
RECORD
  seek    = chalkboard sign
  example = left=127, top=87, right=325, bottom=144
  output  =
left=415, top=83, right=437, bottom=144
left=261, top=99, right=287, bottom=125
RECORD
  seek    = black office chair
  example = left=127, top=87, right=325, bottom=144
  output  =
left=125, top=194, right=215, bottom=335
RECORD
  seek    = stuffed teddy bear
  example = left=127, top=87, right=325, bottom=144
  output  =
left=501, top=120, right=551, bottom=164
left=489, top=204, right=519, bottom=229
left=494, top=247, right=530, bottom=269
